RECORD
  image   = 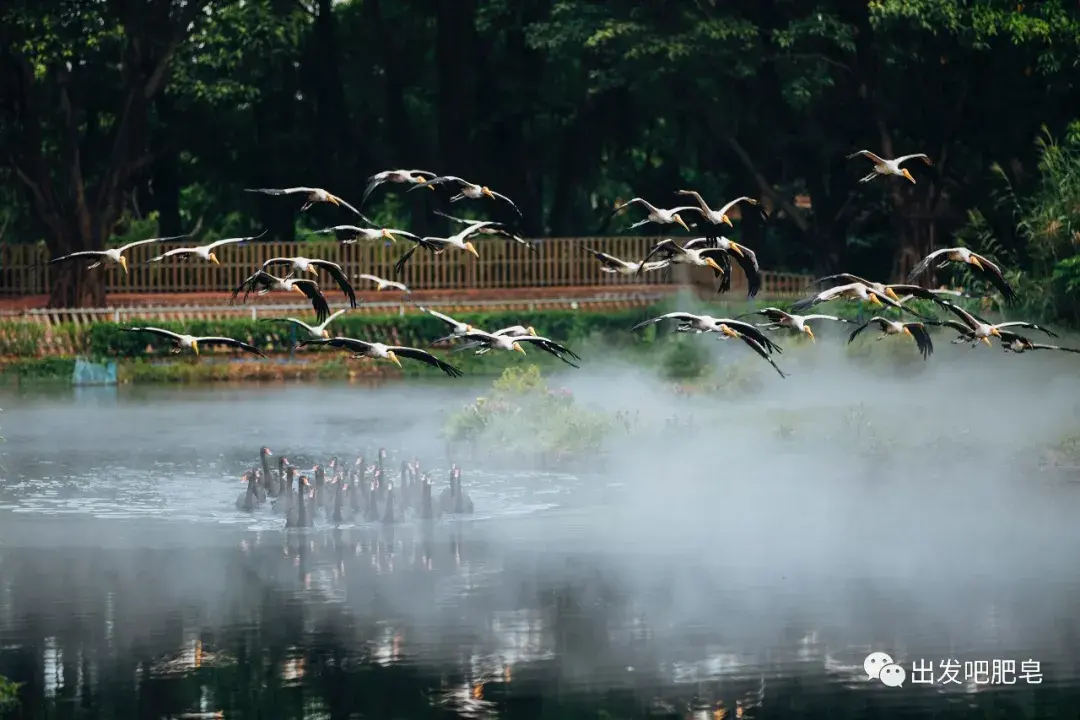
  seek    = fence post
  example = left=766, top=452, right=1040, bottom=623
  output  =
left=251, top=306, right=257, bottom=321
left=113, top=309, right=120, bottom=323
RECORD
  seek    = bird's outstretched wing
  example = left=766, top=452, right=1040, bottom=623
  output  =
left=719, top=320, right=783, bottom=353
left=808, top=273, right=873, bottom=288
left=630, top=312, right=703, bottom=332
left=487, top=190, right=522, bottom=217
left=906, top=248, right=953, bottom=282
left=121, top=326, right=184, bottom=343
left=197, top=336, right=267, bottom=358
left=298, top=337, right=374, bottom=353
left=47, top=250, right=110, bottom=265
left=992, top=320, right=1058, bottom=338
left=847, top=150, right=886, bottom=164
left=730, top=332, right=786, bottom=378
left=637, top=238, right=683, bottom=273
left=408, top=175, right=467, bottom=192
left=261, top=317, right=314, bottom=334
left=905, top=323, right=934, bottom=359
left=969, top=252, right=1017, bottom=303
left=895, top=154, right=933, bottom=166
left=292, top=280, right=331, bottom=323
left=515, top=336, right=581, bottom=367
left=389, top=347, right=465, bottom=377
left=394, top=244, right=421, bottom=276
left=309, top=260, right=358, bottom=307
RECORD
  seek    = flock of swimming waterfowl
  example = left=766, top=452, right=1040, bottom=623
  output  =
left=44, top=150, right=1078, bottom=379
left=236, top=446, right=474, bottom=525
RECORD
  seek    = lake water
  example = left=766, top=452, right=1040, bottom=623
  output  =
left=2, top=367, right=1080, bottom=719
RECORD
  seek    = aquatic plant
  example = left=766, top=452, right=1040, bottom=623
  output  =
left=0, top=673, right=20, bottom=709
left=444, top=365, right=620, bottom=464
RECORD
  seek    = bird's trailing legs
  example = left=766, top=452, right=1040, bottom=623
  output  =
left=859, top=173, right=877, bottom=183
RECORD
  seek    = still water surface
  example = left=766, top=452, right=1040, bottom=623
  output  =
left=1, top=382, right=1079, bottom=718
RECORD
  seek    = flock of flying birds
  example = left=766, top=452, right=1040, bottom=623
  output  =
left=42, top=150, right=1078, bottom=380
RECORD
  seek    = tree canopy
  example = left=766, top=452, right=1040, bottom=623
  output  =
left=2, top=0, right=1079, bottom=315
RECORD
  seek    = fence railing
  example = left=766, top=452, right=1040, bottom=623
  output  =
left=0, top=237, right=815, bottom=299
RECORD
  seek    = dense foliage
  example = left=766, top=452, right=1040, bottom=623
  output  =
left=2, top=1, right=1079, bottom=316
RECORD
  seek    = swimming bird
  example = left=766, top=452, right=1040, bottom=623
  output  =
left=231, top=270, right=332, bottom=323
left=453, top=330, right=582, bottom=368
left=439, top=466, right=474, bottom=515
left=259, top=256, right=357, bottom=307
left=433, top=211, right=534, bottom=249
left=997, top=331, right=1080, bottom=355
left=847, top=317, right=935, bottom=359
left=736, top=308, right=852, bottom=342
left=120, top=327, right=266, bottom=357
left=631, top=313, right=783, bottom=352
left=680, top=236, right=762, bottom=297
left=907, top=247, right=1016, bottom=302
left=606, top=198, right=698, bottom=231
left=393, top=223, right=494, bottom=274
left=408, top=175, right=521, bottom=216
left=46, top=234, right=188, bottom=274
left=581, top=246, right=671, bottom=275
left=355, top=274, right=410, bottom=293
left=244, top=187, right=367, bottom=218
left=362, top=169, right=438, bottom=205
left=935, top=301, right=1056, bottom=346
left=312, top=225, right=420, bottom=244
left=298, top=337, right=464, bottom=377
left=847, top=150, right=933, bottom=184
left=144, top=231, right=266, bottom=265
left=261, top=309, right=349, bottom=341
left=236, top=471, right=261, bottom=512
left=674, top=191, right=762, bottom=227
left=791, top=282, right=927, bottom=318
left=635, top=238, right=727, bottom=276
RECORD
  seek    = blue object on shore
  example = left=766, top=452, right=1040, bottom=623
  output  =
left=72, top=357, right=118, bottom=386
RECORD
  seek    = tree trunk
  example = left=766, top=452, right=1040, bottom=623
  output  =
left=47, top=223, right=107, bottom=307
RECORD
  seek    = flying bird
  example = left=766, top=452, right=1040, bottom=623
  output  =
left=452, top=330, right=582, bottom=368
left=260, top=309, right=349, bottom=341
left=362, top=169, right=438, bottom=206
left=606, top=198, right=699, bottom=231
left=807, top=273, right=957, bottom=309
left=355, top=273, right=410, bottom=293
left=298, top=337, right=464, bottom=377
left=847, top=317, right=935, bottom=360
left=681, top=236, right=762, bottom=297
left=393, top=223, right=494, bottom=275
left=997, top=331, right=1080, bottom=355
left=121, top=327, right=266, bottom=358
left=581, top=246, right=671, bottom=275
left=260, top=256, right=357, bottom=307
left=907, top=247, right=1016, bottom=303
left=736, top=307, right=853, bottom=342
left=934, top=301, right=1056, bottom=347
left=636, top=239, right=727, bottom=277
left=46, top=234, right=188, bottom=274
left=145, top=230, right=267, bottom=265
left=847, top=150, right=933, bottom=184
left=312, top=225, right=420, bottom=244
left=231, top=270, right=331, bottom=323
left=408, top=176, right=521, bottom=216
left=631, top=313, right=784, bottom=354
left=415, top=306, right=476, bottom=338
left=674, top=191, right=762, bottom=227
left=244, top=187, right=367, bottom=218
left=791, top=282, right=928, bottom=318
left=433, top=211, right=534, bottom=250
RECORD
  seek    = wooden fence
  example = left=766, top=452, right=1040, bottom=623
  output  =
left=0, top=237, right=813, bottom=298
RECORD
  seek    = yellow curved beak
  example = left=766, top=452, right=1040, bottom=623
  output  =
left=982, top=336, right=992, bottom=346
left=805, top=326, right=815, bottom=343
left=465, top=242, right=480, bottom=258
left=209, top=253, right=220, bottom=265
left=308, top=266, right=318, bottom=275
left=381, top=228, right=396, bottom=242
left=869, top=294, right=883, bottom=306
left=991, top=327, right=1001, bottom=337
left=969, top=255, right=984, bottom=271
left=118, top=256, right=129, bottom=274
left=292, top=285, right=305, bottom=294
left=512, top=342, right=527, bottom=354
left=322, top=330, right=330, bottom=338
left=674, top=214, right=689, bottom=231
left=387, top=351, right=403, bottom=368
left=705, top=257, right=724, bottom=273
left=885, top=287, right=900, bottom=301
left=729, top=243, right=745, bottom=257
left=327, top=195, right=341, bottom=205
left=191, top=340, right=200, bottom=355
left=528, top=326, right=537, bottom=336
left=722, top=215, right=734, bottom=228
left=482, top=187, right=495, bottom=199
left=903, top=326, right=912, bottom=336
left=901, top=169, right=916, bottom=184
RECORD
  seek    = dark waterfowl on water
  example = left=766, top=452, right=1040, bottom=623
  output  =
left=439, top=465, right=474, bottom=515
left=235, top=470, right=261, bottom=512
left=382, top=482, right=407, bottom=524
left=273, top=466, right=296, bottom=516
